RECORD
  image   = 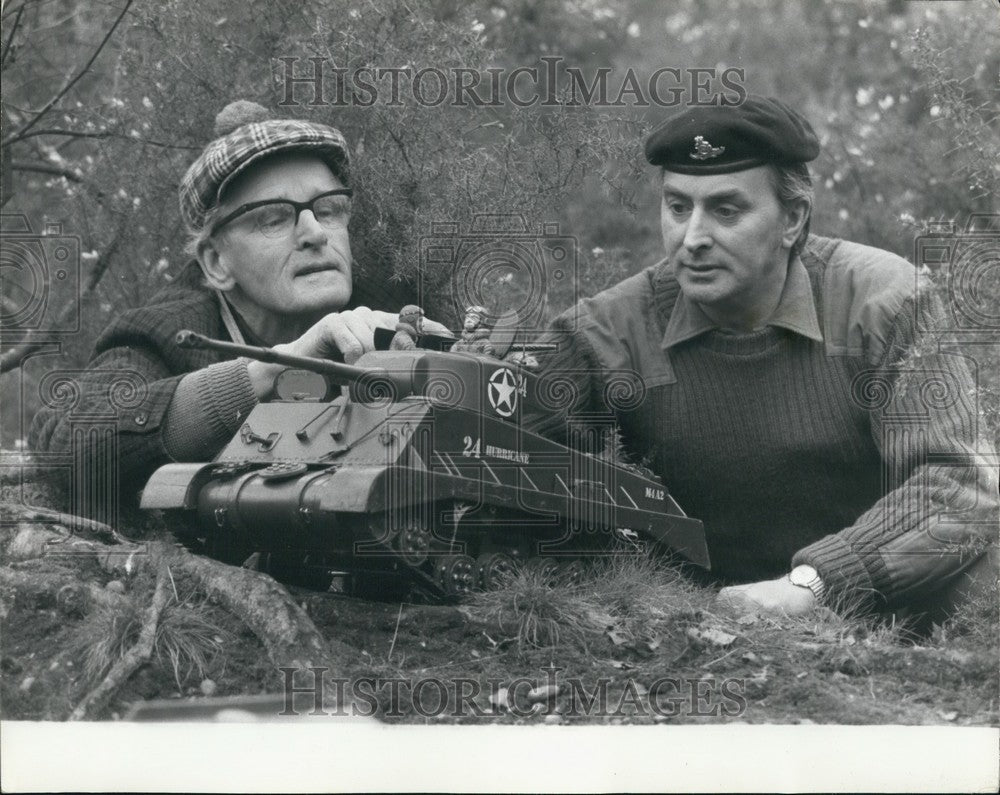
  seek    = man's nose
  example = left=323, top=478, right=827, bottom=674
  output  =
left=294, top=209, right=329, bottom=247
left=682, top=207, right=713, bottom=252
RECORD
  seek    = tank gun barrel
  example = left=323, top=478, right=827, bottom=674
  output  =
left=508, top=342, right=558, bottom=353
left=175, top=330, right=374, bottom=384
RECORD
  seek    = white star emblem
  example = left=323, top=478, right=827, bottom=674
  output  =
left=488, top=367, right=518, bottom=417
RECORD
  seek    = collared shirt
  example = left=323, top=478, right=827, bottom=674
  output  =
left=660, top=254, right=824, bottom=350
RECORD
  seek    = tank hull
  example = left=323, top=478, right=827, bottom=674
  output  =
left=141, top=348, right=708, bottom=599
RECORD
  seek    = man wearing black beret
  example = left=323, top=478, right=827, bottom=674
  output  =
left=530, top=95, right=997, bottom=620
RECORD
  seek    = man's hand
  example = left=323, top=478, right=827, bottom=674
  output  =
left=717, top=575, right=817, bottom=616
left=279, top=306, right=398, bottom=365
left=247, top=306, right=451, bottom=398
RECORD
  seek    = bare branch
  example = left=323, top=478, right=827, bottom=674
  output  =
left=8, top=127, right=115, bottom=142
left=11, top=159, right=83, bottom=182
left=2, top=0, right=136, bottom=147
left=380, top=116, right=417, bottom=178
left=5, top=127, right=200, bottom=151
left=0, top=4, right=24, bottom=67
left=1, top=2, right=25, bottom=19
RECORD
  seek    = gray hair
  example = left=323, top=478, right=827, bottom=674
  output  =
left=767, top=162, right=814, bottom=260
left=183, top=203, right=227, bottom=261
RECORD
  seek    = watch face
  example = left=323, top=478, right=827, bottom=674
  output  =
left=789, top=565, right=825, bottom=603
left=790, top=565, right=818, bottom=586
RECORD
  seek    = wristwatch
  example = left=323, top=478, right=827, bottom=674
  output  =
left=789, top=564, right=826, bottom=603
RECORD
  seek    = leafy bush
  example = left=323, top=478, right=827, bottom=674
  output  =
left=2, top=0, right=996, bottom=448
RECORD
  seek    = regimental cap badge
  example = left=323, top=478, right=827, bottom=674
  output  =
left=689, top=135, right=726, bottom=161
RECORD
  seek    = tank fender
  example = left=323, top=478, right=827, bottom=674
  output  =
left=139, top=463, right=218, bottom=510
left=311, top=466, right=388, bottom=513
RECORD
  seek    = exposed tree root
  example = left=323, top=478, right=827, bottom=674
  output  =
left=170, top=548, right=355, bottom=671
left=69, top=555, right=172, bottom=720
left=2, top=507, right=356, bottom=714
left=0, top=566, right=127, bottom=618
left=4, top=505, right=130, bottom=545
left=3, top=524, right=82, bottom=561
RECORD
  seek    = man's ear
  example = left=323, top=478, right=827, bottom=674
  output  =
left=197, top=237, right=236, bottom=291
left=781, top=197, right=811, bottom=250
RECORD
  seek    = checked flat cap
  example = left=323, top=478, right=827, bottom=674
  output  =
left=179, top=100, right=351, bottom=230
left=644, top=95, right=819, bottom=174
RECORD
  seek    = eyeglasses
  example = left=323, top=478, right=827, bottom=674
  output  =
left=209, top=189, right=353, bottom=238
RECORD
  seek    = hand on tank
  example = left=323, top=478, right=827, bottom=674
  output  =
left=277, top=306, right=396, bottom=365
left=246, top=306, right=451, bottom=398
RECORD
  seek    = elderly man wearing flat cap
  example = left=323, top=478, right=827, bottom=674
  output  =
left=31, top=100, right=443, bottom=497
left=529, top=95, right=997, bottom=620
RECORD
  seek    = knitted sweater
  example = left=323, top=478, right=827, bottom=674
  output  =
left=29, top=262, right=253, bottom=497
left=527, top=235, right=998, bottom=610
left=29, top=260, right=413, bottom=501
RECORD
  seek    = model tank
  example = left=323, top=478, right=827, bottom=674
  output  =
left=140, top=326, right=709, bottom=600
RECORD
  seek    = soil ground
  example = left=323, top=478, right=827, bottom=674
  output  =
left=2, top=527, right=997, bottom=727
left=2, top=469, right=997, bottom=726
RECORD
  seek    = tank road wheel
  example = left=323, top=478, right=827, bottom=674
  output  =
left=523, top=557, right=560, bottom=585
left=476, top=552, right=517, bottom=590
left=435, top=555, right=476, bottom=597
left=396, top=523, right=431, bottom=567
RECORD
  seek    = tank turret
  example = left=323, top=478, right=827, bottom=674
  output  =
left=142, top=330, right=709, bottom=600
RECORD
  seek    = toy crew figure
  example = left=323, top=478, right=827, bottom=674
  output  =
left=450, top=305, right=495, bottom=356
left=504, top=350, right=539, bottom=370
left=390, top=305, right=424, bottom=350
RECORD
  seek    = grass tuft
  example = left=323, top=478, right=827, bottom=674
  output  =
left=936, top=576, right=1000, bottom=650
left=464, top=563, right=600, bottom=653
left=72, top=582, right=231, bottom=694
left=464, top=550, right=713, bottom=655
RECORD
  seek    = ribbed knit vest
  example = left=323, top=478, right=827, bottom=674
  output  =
left=617, top=277, right=883, bottom=584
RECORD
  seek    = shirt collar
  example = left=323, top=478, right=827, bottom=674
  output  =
left=215, top=289, right=269, bottom=347
left=661, top=254, right=823, bottom=349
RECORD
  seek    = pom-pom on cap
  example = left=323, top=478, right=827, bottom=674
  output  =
left=212, top=100, right=271, bottom=137
left=179, top=100, right=351, bottom=231
left=644, top=95, right=819, bottom=175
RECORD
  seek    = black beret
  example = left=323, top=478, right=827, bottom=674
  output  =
left=644, top=95, right=819, bottom=174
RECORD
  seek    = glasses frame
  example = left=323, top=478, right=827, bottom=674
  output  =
left=208, top=188, right=354, bottom=238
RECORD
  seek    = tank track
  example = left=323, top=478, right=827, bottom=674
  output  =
left=167, top=498, right=625, bottom=603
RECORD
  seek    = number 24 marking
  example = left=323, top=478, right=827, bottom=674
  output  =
left=462, top=435, right=481, bottom=458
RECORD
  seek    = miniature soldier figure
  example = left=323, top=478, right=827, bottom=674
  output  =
left=450, top=305, right=495, bottom=356
left=504, top=350, right=539, bottom=370
left=390, top=304, right=424, bottom=350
